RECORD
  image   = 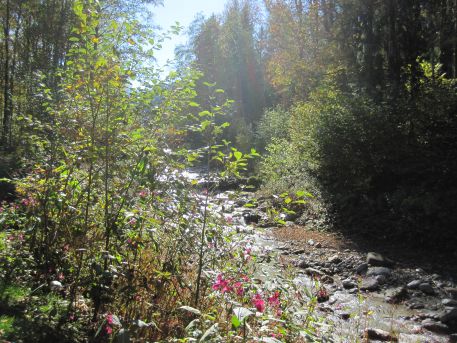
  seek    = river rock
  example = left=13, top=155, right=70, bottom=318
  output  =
left=342, top=279, right=357, bottom=289
left=407, top=280, right=422, bottom=289
left=242, top=211, right=261, bottom=224
left=440, top=307, right=457, bottom=323
left=419, top=283, right=435, bottom=295
left=328, top=255, right=342, bottom=264
left=444, top=287, right=457, bottom=299
left=367, top=267, right=392, bottom=277
left=360, top=277, right=379, bottom=291
left=305, top=267, right=324, bottom=277
left=355, top=263, right=368, bottom=275
left=364, top=328, right=398, bottom=341
left=339, top=312, right=351, bottom=320
left=385, top=287, right=407, bottom=304
left=321, top=275, right=334, bottom=284
left=367, top=252, right=394, bottom=267
left=421, top=318, right=450, bottom=334
left=297, top=260, right=308, bottom=269
left=442, top=298, right=457, bottom=307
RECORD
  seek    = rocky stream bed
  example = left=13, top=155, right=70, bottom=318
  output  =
left=203, top=182, right=457, bottom=343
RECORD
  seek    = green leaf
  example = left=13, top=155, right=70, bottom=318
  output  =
left=188, top=101, right=199, bottom=107
left=284, top=197, right=292, bottom=204
left=231, top=315, right=241, bottom=328
left=296, top=190, right=306, bottom=197
left=234, top=151, right=242, bottom=160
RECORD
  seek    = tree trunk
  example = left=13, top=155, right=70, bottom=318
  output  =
left=2, top=0, right=12, bottom=149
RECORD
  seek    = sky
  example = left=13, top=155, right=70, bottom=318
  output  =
left=151, top=0, right=227, bottom=68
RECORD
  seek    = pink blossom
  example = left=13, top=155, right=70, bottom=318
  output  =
left=105, top=325, right=113, bottom=335
left=234, top=282, right=244, bottom=296
left=252, top=293, right=265, bottom=312
left=212, top=274, right=232, bottom=294
left=106, top=313, right=113, bottom=325
left=128, top=217, right=137, bottom=226
left=241, top=275, right=250, bottom=282
left=225, top=215, right=233, bottom=224
left=268, top=291, right=281, bottom=307
left=138, top=190, right=148, bottom=198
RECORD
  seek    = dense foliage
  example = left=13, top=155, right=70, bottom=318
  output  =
left=1, top=0, right=457, bottom=341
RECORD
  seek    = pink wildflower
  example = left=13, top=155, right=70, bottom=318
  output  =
left=128, top=217, right=137, bottom=226
left=252, top=293, right=265, bottom=312
left=212, top=274, right=232, bottom=294
left=106, top=313, right=113, bottom=325
left=105, top=325, right=113, bottom=335
left=268, top=291, right=281, bottom=307
left=138, top=190, right=148, bottom=198
left=234, top=282, right=244, bottom=296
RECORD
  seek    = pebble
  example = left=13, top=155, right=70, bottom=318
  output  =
left=419, top=283, right=435, bottom=295
left=367, top=252, right=394, bottom=267
left=407, top=280, right=422, bottom=289
left=440, top=307, right=457, bottom=323
left=360, top=277, right=379, bottom=291
left=342, top=279, right=357, bottom=289
left=367, top=267, right=392, bottom=277
left=355, top=263, right=368, bottom=275
left=297, top=260, right=308, bottom=269
left=305, top=267, right=324, bottom=277
left=363, top=328, right=398, bottom=342
left=328, top=255, right=342, bottom=264
left=442, top=298, right=457, bottom=307
left=385, top=287, right=407, bottom=304
left=444, top=287, right=457, bottom=299
left=421, top=318, right=449, bottom=334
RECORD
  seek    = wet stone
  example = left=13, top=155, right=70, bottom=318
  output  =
left=339, top=312, right=351, bottom=320
left=442, top=298, right=457, bottom=307
left=367, top=266, right=392, bottom=277
left=360, top=277, right=379, bottom=291
left=419, top=283, right=435, bottom=295
left=444, top=287, right=457, bottom=299
left=367, top=252, right=394, bottom=267
left=355, top=263, right=368, bottom=275
left=407, top=280, right=422, bottom=289
left=342, top=279, right=357, bottom=289
left=305, top=267, right=324, bottom=277
left=385, top=287, right=408, bottom=304
left=297, top=260, right=308, bottom=269
left=422, top=318, right=450, bottom=334
left=440, top=308, right=457, bottom=323
left=328, top=255, right=342, bottom=264
left=364, top=328, right=398, bottom=342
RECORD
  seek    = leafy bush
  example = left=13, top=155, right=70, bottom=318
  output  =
left=256, top=106, right=291, bottom=149
left=260, top=64, right=457, bottom=248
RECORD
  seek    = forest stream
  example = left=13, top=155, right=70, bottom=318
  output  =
left=190, top=170, right=457, bottom=343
